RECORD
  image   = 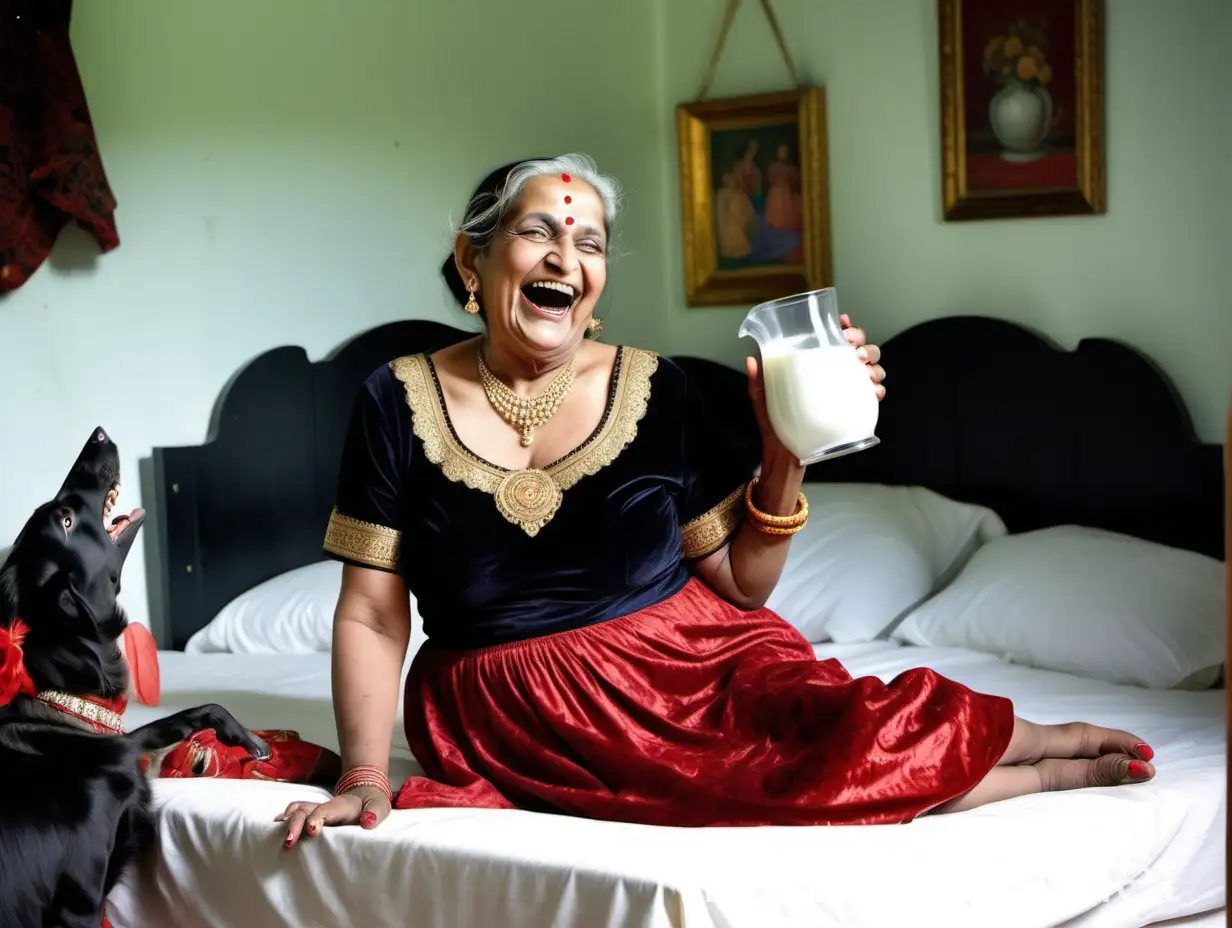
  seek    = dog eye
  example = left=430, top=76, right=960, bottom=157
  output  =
left=61, top=513, right=73, bottom=531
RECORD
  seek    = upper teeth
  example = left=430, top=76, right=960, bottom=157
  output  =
left=528, top=281, right=575, bottom=299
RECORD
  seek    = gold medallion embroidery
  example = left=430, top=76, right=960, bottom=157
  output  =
left=495, top=469, right=563, bottom=533
left=680, top=485, right=745, bottom=559
left=324, top=508, right=401, bottom=570
left=392, top=347, right=658, bottom=537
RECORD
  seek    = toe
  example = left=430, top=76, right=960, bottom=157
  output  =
left=1083, top=725, right=1150, bottom=759
left=1094, top=754, right=1154, bottom=785
left=1126, top=758, right=1155, bottom=781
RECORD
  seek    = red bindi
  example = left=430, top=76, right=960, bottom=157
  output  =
left=564, top=195, right=572, bottom=204
left=565, top=216, right=575, bottom=225
left=561, top=173, right=571, bottom=183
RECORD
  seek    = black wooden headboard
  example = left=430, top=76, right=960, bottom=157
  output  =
left=150, top=315, right=1224, bottom=649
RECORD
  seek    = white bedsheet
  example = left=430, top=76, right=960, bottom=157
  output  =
left=106, top=643, right=1226, bottom=928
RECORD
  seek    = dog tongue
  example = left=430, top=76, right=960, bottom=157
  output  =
left=120, top=622, right=161, bottom=707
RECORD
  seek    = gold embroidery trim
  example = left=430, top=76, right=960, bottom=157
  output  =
left=680, top=485, right=745, bottom=560
left=392, top=347, right=659, bottom=537
left=323, top=508, right=401, bottom=571
left=35, top=690, right=125, bottom=734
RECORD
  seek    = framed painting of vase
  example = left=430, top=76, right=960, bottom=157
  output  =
left=675, top=87, right=833, bottom=306
left=939, top=0, right=1105, bottom=221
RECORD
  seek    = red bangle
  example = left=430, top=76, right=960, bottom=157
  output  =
left=334, top=765, right=393, bottom=803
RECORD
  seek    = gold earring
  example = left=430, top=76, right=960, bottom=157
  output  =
left=463, top=281, right=480, bottom=315
left=587, top=316, right=603, bottom=336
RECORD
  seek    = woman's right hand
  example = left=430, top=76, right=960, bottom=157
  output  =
left=276, top=785, right=391, bottom=848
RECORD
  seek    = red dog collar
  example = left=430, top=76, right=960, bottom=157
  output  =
left=1, top=618, right=138, bottom=734
left=33, top=690, right=126, bottom=734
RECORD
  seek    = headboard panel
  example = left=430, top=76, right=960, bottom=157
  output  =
left=152, top=315, right=1223, bottom=649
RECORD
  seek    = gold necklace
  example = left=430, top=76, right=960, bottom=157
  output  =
left=477, top=347, right=577, bottom=447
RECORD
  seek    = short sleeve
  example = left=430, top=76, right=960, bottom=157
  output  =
left=322, top=366, right=411, bottom=573
left=677, top=368, right=761, bottom=560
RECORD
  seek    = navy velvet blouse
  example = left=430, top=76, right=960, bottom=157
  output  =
left=322, top=347, right=759, bottom=649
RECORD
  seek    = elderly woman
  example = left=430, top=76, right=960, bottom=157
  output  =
left=277, top=154, right=1155, bottom=844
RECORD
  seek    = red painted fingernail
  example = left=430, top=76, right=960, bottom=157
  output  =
left=564, top=195, right=572, bottom=204
left=1134, top=742, right=1154, bottom=761
left=1128, top=760, right=1145, bottom=778
left=561, top=173, right=571, bottom=183
left=565, top=216, right=574, bottom=225
left=284, top=834, right=294, bottom=847
left=360, top=812, right=377, bottom=828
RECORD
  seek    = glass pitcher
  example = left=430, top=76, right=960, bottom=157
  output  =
left=737, top=287, right=880, bottom=465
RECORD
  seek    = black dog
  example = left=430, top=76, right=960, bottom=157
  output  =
left=0, top=427, right=268, bottom=928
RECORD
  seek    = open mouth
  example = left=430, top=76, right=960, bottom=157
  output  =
left=103, top=484, right=145, bottom=543
left=520, top=280, right=577, bottom=316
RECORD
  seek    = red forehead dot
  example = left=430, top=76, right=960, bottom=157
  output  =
left=565, top=216, right=575, bottom=226
left=561, top=173, right=571, bottom=183
left=564, top=195, right=572, bottom=204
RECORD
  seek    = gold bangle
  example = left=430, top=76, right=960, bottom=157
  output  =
left=750, top=518, right=808, bottom=537
left=744, top=478, right=808, bottom=527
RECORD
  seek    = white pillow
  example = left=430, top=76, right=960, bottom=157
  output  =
left=185, top=560, right=343, bottom=653
left=765, top=483, right=1007, bottom=643
left=186, top=560, right=426, bottom=658
left=891, top=525, right=1226, bottom=689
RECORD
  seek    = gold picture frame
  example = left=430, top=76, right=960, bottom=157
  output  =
left=675, top=87, right=833, bottom=306
left=939, top=0, right=1105, bottom=221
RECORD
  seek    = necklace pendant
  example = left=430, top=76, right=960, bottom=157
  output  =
left=520, top=428, right=534, bottom=447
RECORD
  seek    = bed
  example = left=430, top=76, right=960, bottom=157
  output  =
left=108, top=315, right=1226, bottom=928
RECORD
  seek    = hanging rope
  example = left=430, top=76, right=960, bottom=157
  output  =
left=695, top=0, right=801, bottom=101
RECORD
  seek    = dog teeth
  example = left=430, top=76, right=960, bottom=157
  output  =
left=104, top=486, right=120, bottom=526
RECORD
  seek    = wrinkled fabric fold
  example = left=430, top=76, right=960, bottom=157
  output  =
left=396, top=579, right=1015, bottom=827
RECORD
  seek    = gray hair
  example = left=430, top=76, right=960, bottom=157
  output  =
left=454, top=153, right=623, bottom=255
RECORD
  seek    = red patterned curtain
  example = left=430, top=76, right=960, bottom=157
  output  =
left=0, top=0, right=118, bottom=294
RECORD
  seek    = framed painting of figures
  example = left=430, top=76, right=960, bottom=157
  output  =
left=676, top=87, right=833, bottom=306
left=940, top=0, right=1105, bottom=220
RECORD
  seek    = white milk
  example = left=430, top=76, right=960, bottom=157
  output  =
left=760, top=343, right=879, bottom=461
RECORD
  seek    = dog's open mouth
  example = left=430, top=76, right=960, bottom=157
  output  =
left=103, top=484, right=145, bottom=543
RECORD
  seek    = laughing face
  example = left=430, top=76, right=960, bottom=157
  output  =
left=463, top=173, right=608, bottom=359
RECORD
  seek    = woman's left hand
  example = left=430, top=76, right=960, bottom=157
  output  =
left=841, top=314, right=886, bottom=401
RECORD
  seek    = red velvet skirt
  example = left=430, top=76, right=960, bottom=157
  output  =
left=395, top=578, right=1015, bottom=827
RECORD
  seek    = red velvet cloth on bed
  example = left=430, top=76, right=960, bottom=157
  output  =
left=0, top=0, right=118, bottom=293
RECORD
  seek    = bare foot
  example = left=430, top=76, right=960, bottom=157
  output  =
left=1042, top=722, right=1155, bottom=761
left=1035, top=753, right=1155, bottom=791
